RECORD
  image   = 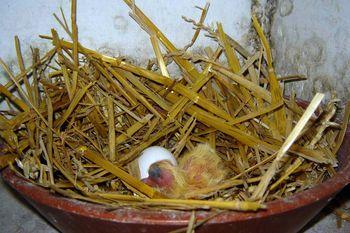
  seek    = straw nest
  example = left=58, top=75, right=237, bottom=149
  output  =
left=0, top=1, right=349, bottom=213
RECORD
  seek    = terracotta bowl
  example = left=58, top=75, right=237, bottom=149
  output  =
left=2, top=126, right=350, bottom=233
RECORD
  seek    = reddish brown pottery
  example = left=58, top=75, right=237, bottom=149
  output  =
left=2, top=125, right=350, bottom=233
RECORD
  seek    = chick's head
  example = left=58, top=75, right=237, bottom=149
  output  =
left=141, top=160, right=185, bottom=198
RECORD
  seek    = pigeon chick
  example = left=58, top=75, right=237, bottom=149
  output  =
left=134, top=144, right=227, bottom=199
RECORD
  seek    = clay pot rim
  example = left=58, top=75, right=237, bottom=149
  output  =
left=2, top=126, right=350, bottom=225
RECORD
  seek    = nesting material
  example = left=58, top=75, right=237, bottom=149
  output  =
left=0, top=0, right=349, bottom=211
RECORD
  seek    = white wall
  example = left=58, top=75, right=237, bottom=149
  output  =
left=272, top=0, right=350, bottom=102
left=2, top=0, right=350, bottom=105
left=0, top=0, right=251, bottom=72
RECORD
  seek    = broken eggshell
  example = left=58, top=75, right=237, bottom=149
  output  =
left=137, top=146, right=177, bottom=180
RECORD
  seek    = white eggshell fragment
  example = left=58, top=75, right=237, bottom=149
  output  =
left=138, top=146, right=177, bottom=179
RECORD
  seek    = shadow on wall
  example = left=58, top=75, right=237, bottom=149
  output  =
left=272, top=0, right=350, bottom=102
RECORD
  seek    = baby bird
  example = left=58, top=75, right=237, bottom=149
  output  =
left=130, top=144, right=227, bottom=199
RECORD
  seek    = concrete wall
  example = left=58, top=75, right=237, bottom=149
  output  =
left=1, top=0, right=350, bottom=104
left=0, top=0, right=251, bottom=71
left=272, top=0, right=350, bottom=102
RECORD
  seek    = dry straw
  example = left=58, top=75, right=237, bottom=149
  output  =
left=0, top=0, right=348, bottom=211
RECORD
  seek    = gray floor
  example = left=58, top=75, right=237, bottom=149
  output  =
left=0, top=175, right=349, bottom=233
left=0, top=176, right=57, bottom=233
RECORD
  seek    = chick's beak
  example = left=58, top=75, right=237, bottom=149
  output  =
left=141, top=177, right=156, bottom=187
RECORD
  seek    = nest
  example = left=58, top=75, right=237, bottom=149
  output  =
left=0, top=0, right=349, bottom=212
